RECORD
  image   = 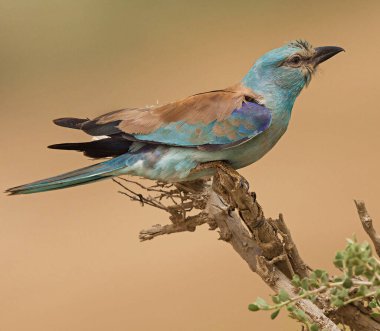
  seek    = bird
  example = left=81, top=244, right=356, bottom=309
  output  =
left=6, top=40, right=344, bottom=195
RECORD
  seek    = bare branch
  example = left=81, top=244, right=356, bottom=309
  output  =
left=139, top=212, right=212, bottom=241
left=355, top=200, right=380, bottom=258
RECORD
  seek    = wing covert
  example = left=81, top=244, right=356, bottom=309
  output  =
left=57, top=84, right=272, bottom=151
left=133, top=101, right=271, bottom=150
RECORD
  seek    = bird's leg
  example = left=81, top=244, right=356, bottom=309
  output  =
left=194, top=161, right=236, bottom=175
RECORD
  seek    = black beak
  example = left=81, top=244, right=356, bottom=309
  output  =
left=312, top=46, right=344, bottom=66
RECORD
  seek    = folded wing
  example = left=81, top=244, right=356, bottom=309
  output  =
left=53, top=84, right=271, bottom=152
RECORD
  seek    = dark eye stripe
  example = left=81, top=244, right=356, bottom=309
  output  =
left=281, top=55, right=304, bottom=67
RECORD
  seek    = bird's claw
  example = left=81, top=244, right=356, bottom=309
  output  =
left=239, top=178, right=249, bottom=191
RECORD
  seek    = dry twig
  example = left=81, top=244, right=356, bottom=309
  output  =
left=355, top=200, right=380, bottom=258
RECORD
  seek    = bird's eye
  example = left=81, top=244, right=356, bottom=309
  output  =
left=289, top=55, right=302, bottom=65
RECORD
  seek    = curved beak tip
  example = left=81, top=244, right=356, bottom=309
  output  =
left=313, top=46, right=345, bottom=65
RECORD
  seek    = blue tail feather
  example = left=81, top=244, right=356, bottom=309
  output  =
left=6, top=155, right=129, bottom=195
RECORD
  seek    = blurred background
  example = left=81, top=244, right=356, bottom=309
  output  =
left=1, top=0, right=379, bottom=330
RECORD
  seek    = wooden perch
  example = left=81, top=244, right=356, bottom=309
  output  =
left=116, top=162, right=380, bottom=331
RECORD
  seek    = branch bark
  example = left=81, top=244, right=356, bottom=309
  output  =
left=139, top=212, right=211, bottom=241
left=207, top=189, right=340, bottom=331
left=117, top=163, right=380, bottom=331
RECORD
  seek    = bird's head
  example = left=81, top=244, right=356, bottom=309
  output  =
left=243, top=40, right=344, bottom=108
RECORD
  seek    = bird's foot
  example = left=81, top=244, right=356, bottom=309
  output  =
left=194, top=161, right=246, bottom=186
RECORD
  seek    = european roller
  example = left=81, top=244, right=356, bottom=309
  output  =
left=6, top=40, right=343, bottom=195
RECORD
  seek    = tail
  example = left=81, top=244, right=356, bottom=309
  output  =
left=6, top=155, right=128, bottom=195
left=53, top=117, right=88, bottom=129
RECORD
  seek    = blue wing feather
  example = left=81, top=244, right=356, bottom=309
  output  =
left=133, top=101, right=271, bottom=150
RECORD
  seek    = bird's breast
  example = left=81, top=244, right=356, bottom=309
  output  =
left=215, top=109, right=292, bottom=169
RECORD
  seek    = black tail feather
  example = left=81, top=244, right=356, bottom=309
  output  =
left=48, top=137, right=132, bottom=158
left=53, top=117, right=88, bottom=129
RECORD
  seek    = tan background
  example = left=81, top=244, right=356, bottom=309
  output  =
left=1, top=1, right=380, bottom=330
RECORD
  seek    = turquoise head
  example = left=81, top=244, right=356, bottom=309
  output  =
left=242, top=40, right=344, bottom=109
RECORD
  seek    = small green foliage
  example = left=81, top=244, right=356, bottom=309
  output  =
left=272, top=295, right=281, bottom=304
left=270, top=309, right=280, bottom=320
left=357, top=284, right=368, bottom=296
left=248, top=238, right=380, bottom=330
left=310, top=323, right=320, bottom=331
left=291, top=308, right=308, bottom=323
left=286, top=304, right=295, bottom=312
left=255, top=297, right=269, bottom=310
left=342, top=277, right=353, bottom=288
left=334, top=251, right=344, bottom=269
left=278, top=289, right=290, bottom=302
left=369, top=299, right=377, bottom=308
left=331, top=298, right=344, bottom=308
left=248, top=303, right=260, bottom=312
left=292, top=274, right=301, bottom=287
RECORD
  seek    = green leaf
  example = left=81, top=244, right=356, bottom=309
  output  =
left=373, top=276, right=380, bottom=286
left=334, top=252, right=344, bottom=269
left=255, top=297, right=269, bottom=310
left=321, top=272, right=329, bottom=285
left=272, top=295, right=281, bottom=304
left=292, top=274, right=300, bottom=287
left=371, top=312, right=380, bottom=318
left=357, top=285, right=368, bottom=296
left=287, top=304, right=295, bottom=312
left=301, top=278, right=309, bottom=290
left=310, top=323, right=320, bottom=331
left=309, top=272, right=318, bottom=282
left=255, top=297, right=267, bottom=306
left=332, top=298, right=344, bottom=307
left=278, top=289, right=290, bottom=302
left=354, top=265, right=365, bottom=276
left=369, top=300, right=377, bottom=308
left=314, top=269, right=324, bottom=278
left=336, top=288, right=349, bottom=300
left=248, top=304, right=260, bottom=312
left=292, top=308, right=308, bottom=323
left=342, top=277, right=353, bottom=288
left=270, top=309, right=280, bottom=320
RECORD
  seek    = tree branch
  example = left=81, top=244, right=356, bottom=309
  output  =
left=139, top=212, right=212, bottom=241
left=116, top=163, right=379, bottom=331
left=207, top=181, right=339, bottom=331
